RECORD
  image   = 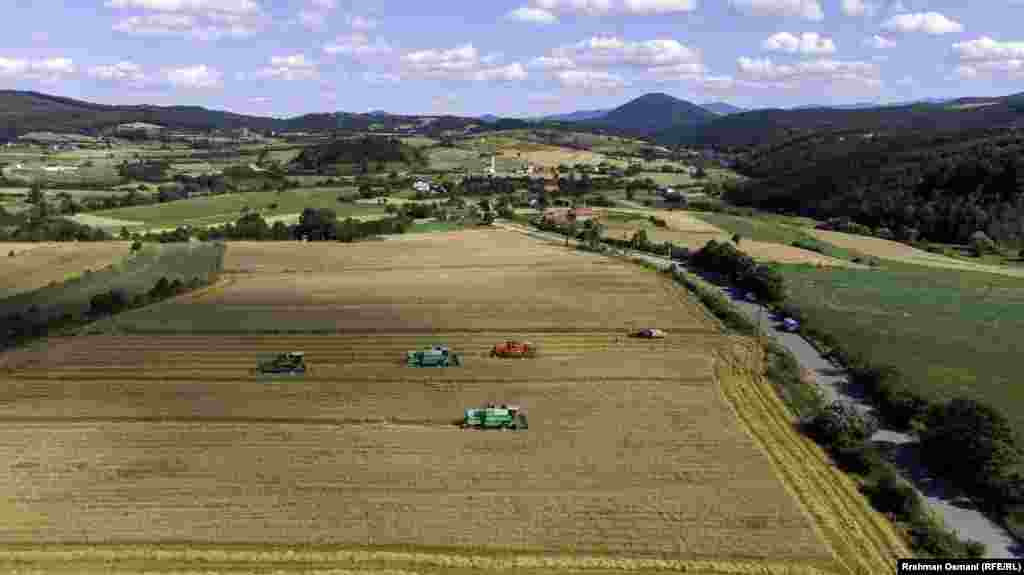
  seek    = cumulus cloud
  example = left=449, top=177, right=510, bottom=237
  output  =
left=840, top=0, right=875, bottom=17
left=108, top=0, right=267, bottom=39
left=104, top=0, right=260, bottom=13
left=323, top=33, right=393, bottom=58
left=400, top=44, right=528, bottom=82
left=552, top=37, right=702, bottom=70
left=736, top=56, right=882, bottom=88
left=506, top=6, right=558, bottom=23
left=163, top=64, right=222, bottom=88
left=0, top=56, right=75, bottom=81
left=529, top=56, right=577, bottom=69
left=953, top=36, right=1024, bottom=61
left=952, top=37, right=1024, bottom=80
left=729, top=0, right=824, bottom=21
left=555, top=69, right=628, bottom=91
left=506, top=0, right=694, bottom=19
left=865, top=34, right=896, bottom=48
left=881, top=12, right=963, bottom=35
left=255, top=54, right=318, bottom=80
left=762, top=32, right=836, bottom=54
left=621, top=0, right=697, bottom=14
left=87, top=61, right=146, bottom=83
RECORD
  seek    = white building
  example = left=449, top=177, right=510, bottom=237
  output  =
left=413, top=180, right=431, bottom=193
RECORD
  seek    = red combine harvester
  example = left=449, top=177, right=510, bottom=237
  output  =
left=490, top=341, right=537, bottom=358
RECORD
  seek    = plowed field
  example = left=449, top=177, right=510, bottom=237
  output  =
left=0, top=229, right=908, bottom=574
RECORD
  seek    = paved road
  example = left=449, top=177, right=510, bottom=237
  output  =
left=499, top=220, right=1022, bottom=558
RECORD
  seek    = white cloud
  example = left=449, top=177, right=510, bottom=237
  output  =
left=255, top=54, right=318, bottom=81
left=507, top=0, right=694, bottom=18
left=163, top=64, right=222, bottom=88
left=621, top=0, right=697, bottom=14
left=762, top=32, right=836, bottom=54
left=736, top=56, right=882, bottom=87
left=881, top=12, right=963, bottom=35
left=87, top=61, right=146, bottom=83
left=553, top=37, right=702, bottom=70
left=104, top=0, right=260, bottom=14
left=473, top=63, right=528, bottom=81
left=865, top=34, right=896, bottom=48
left=400, top=44, right=528, bottom=82
left=952, top=37, right=1024, bottom=80
left=323, top=33, right=393, bottom=58
left=953, top=37, right=1024, bottom=61
left=729, top=0, right=824, bottom=21
left=107, top=0, right=266, bottom=38
left=840, top=0, right=875, bottom=17
left=555, top=69, right=628, bottom=91
left=298, top=10, right=327, bottom=30
left=0, top=57, right=75, bottom=81
left=247, top=96, right=271, bottom=103
left=506, top=6, right=559, bottom=23
left=531, top=0, right=613, bottom=16
left=529, top=56, right=577, bottom=69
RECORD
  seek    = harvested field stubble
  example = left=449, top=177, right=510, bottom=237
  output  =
left=0, top=242, right=132, bottom=299
left=0, top=229, right=908, bottom=574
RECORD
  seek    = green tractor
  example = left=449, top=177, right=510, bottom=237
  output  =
left=461, top=404, right=528, bottom=430
left=256, top=352, right=306, bottom=376
left=406, top=345, right=461, bottom=367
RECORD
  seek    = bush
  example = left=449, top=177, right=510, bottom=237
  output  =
left=864, top=467, right=922, bottom=519
left=920, top=399, right=1022, bottom=493
left=833, top=444, right=886, bottom=475
left=131, top=240, right=143, bottom=252
left=89, top=289, right=129, bottom=316
left=804, top=401, right=880, bottom=448
left=791, top=238, right=826, bottom=254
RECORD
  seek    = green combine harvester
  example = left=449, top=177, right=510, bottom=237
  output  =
left=256, top=352, right=307, bottom=376
left=461, top=404, right=528, bottom=430
left=406, top=345, right=461, bottom=367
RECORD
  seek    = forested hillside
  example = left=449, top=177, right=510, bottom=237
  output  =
left=725, top=127, right=1024, bottom=245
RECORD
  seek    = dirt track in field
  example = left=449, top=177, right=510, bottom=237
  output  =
left=0, top=229, right=909, bottom=573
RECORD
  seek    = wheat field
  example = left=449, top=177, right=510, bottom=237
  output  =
left=0, top=229, right=908, bottom=573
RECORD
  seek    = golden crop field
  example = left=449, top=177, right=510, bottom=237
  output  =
left=598, top=210, right=852, bottom=267
left=0, top=241, right=132, bottom=299
left=0, top=229, right=908, bottom=574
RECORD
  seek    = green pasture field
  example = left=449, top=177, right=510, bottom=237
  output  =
left=779, top=261, right=1024, bottom=436
left=92, top=187, right=382, bottom=229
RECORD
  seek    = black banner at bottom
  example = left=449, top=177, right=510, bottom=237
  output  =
left=898, top=559, right=1023, bottom=574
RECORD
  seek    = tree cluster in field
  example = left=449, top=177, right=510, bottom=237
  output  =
left=2, top=274, right=213, bottom=350
left=290, top=137, right=426, bottom=174
left=0, top=205, right=110, bottom=241
left=688, top=239, right=787, bottom=303
left=725, top=128, right=1024, bottom=247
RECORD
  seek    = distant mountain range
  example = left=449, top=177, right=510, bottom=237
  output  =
left=702, top=102, right=745, bottom=115
left=3, top=89, right=1023, bottom=151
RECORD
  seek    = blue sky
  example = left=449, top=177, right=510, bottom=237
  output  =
left=1, top=0, right=1022, bottom=118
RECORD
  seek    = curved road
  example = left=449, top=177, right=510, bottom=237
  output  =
left=498, top=220, right=1021, bottom=559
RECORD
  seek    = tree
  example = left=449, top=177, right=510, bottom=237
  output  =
left=565, top=210, right=577, bottom=246
left=920, top=399, right=1021, bottom=491
left=583, top=221, right=604, bottom=250
left=693, top=164, right=708, bottom=179
left=732, top=233, right=742, bottom=245
left=27, top=183, right=44, bottom=206
left=120, top=226, right=132, bottom=240
left=805, top=401, right=880, bottom=449
left=969, top=230, right=997, bottom=256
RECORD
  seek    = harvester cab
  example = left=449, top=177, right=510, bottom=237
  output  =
left=406, top=345, right=461, bottom=367
left=257, top=352, right=306, bottom=375
left=462, top=404, right=528, bottom=430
